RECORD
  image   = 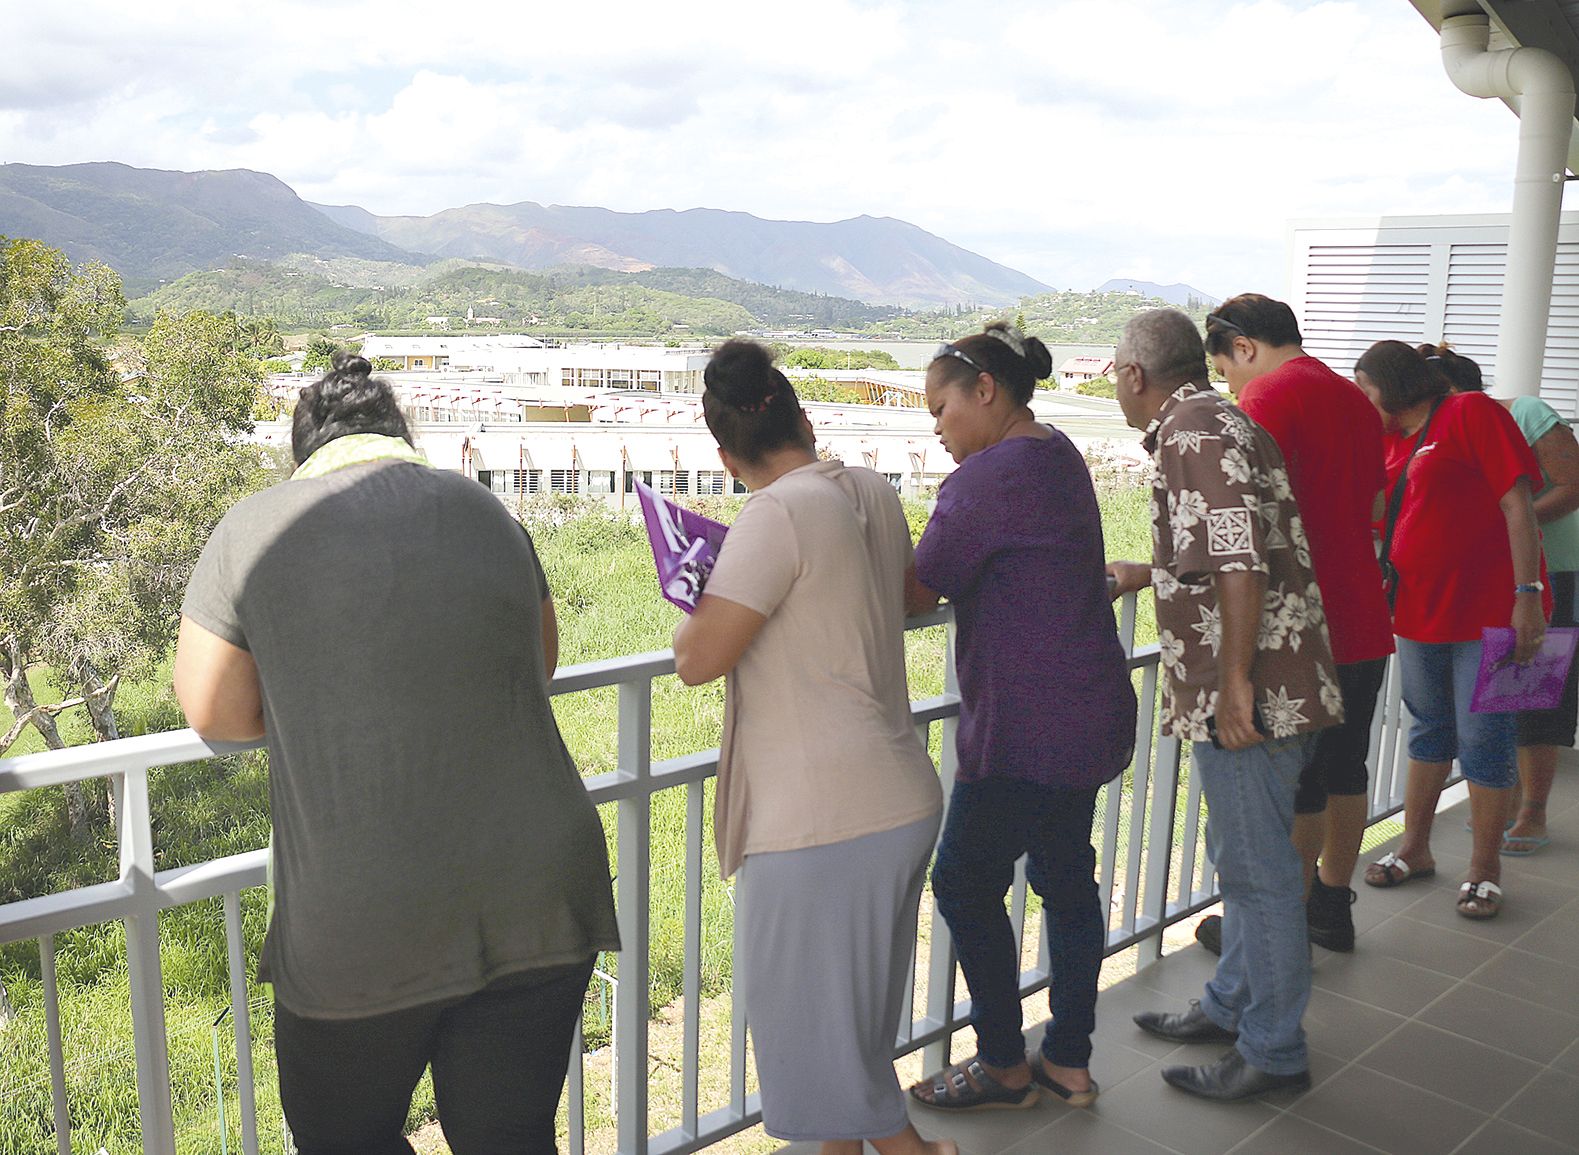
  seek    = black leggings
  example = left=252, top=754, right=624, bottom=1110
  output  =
left=275, top=958, right=593, bottom=1155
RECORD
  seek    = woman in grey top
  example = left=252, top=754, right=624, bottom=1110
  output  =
left=175, top=354, right=618, bottom=1155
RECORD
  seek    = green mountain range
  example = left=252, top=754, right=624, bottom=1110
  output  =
left=0, top=161, right=1046, bottom=307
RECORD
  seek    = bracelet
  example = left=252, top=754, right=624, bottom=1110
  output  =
left=1515, top=581, right=1545, bottom=594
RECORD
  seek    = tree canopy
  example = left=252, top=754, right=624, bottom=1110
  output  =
left=1, top=238, right=277, bottom=813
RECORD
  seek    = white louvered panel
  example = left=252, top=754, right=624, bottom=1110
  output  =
left=1541, top=242, right=1579, bottom=416
left=1298, top=243, right=1431, bottom=372
left=1442, top=242, right=1506, bottom=374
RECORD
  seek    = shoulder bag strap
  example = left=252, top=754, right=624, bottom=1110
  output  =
left=1378, top=398, right=1443, bottom=573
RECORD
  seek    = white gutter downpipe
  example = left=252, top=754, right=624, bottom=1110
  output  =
left=1442, top=11, right=1574, bottom=399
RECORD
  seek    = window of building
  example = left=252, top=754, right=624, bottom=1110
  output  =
left=561, top=369, right=576, bottom=388
left=884, top=472, right=904, bottom=490
left=518, top=470, right=543, bottom=494
left=585, top=470, right=615, bottom=496
left=732, top=477, right=748, bottom=494
left=550, top=469, right=580, bottom=494
left=694, top=470, right=726, bottom=495
left=655, top=470, right=677, bottom=495
left=625, top=469, right=654, bottom=493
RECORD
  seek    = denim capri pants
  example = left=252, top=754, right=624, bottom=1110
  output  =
left=1395, top=637, right=1517, bottom=788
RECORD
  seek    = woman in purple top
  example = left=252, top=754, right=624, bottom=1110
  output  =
left=909, top=322, right=1137, bottom=1112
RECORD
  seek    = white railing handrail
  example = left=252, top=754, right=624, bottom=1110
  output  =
left=0, top=596, right=1412, bottom=1155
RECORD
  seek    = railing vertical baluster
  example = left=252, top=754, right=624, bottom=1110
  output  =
left=1137, top=734, right=1182, bottom=967
left=1009, top=856, right=1029, bottom=966
left=40, top=934, right=70, bottom=1155
left=1121, top=665, right=1158, bottom=941
left=681, top=780, right=703, bottom=1137
left=1096, top=779, right=1123, bottom=927
left=222, top=892, right=259, bottom=1155
left=1378, top=662, right=1408, bottom=813
left=1178, top=754, right=1207, bottom=907
left=568, top=1017, right=585, bottom=1155
left=1118, top=590, right=1138, bottom=657
left=897, top=936, right=918, bottom=1048
left=922, top=617, right=961, bottom=1075
left=119, top=767, right=176, bottom=1155
left=729, top=975, right=748, bottom=1119
left=615, top=679, right=652, bottom=1155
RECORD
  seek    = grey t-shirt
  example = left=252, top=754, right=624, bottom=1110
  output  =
left=183, top=460, right=619, bottom=1018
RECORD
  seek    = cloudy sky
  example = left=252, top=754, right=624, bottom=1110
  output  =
left=0, top=0, right=1531, bottom=300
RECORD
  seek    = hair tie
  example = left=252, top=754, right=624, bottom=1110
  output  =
left=737, top=388, right=778, bottom=413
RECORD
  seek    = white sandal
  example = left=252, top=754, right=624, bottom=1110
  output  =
left=1457, top=880, right=1503, bottom=920
left=1363, top=852, right=1436, bottom=889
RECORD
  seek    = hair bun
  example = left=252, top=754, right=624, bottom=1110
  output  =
left=1023, top=335, right=1053, bottom=380
left=705, top=339, right=784, bottom=411
left=331, top=351, right=372, bottom=378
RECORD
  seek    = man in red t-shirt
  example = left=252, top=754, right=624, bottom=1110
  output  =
left=1197, top=294, right=1395, bottom=953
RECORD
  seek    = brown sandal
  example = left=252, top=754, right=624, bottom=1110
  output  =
left=1029, top=1053, right=1098, bottom=1108
left=910, top=1056, right=1039, bottom=1111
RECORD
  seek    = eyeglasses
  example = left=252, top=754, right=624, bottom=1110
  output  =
left=932, top=343, right=988, bottom=374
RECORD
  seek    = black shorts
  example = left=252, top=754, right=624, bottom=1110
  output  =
left=1295, top=657, right=1388, bottom=815
left=1517, top=569, right=1579, bottom=749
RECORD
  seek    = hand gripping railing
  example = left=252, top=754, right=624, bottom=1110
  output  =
left=0, top=595, right=1415, bottom=1155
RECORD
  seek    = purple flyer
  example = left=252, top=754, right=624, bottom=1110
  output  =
left=634, top=480, right=729, bottom=614
left=1470, top=626, right=1579, bottom=713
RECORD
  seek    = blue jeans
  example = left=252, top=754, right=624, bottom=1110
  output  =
left=1395, top=637, right=1518, bottom=787
left=1195, top=735, right=1313, bottom=1076
left=931, top=778, right=1104, bottom=1069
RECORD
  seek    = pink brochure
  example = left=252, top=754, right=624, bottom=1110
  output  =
left=634, top=480, right=729, bottom=614
left=1470, top=626, right=1579, bottom=713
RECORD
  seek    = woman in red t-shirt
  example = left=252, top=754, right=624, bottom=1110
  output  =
left=1353, top=341, right=1545, bottom=921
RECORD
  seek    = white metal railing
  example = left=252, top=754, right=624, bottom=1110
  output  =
left=0, top=596, right=1417, bottom=1155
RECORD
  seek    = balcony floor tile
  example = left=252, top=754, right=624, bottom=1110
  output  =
left=773, top=767, right=1579, bottom=1155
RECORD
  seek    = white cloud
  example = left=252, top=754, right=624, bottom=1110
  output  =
left=0, top=0, right=1545, bottom=297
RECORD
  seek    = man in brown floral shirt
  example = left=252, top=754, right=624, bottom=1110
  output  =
left=1108, top=309, right=1341, bottom=1103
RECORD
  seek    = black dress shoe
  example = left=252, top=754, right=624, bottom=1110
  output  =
left=1161, top=1048, right=1310, bottom=1101
left=1133, top=1000, right=1239, bottom=1043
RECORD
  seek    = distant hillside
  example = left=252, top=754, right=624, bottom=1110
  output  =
left=1097, top=278, right=1220, bottom=308
left=0, top=162, right=422, bottom=293
left=130, top=259, right=790, bottom=336
left=129, top=252, right=901, bottom=334
left=332, top=201, right=1049, bottom=309
left=555, top=266, right=899, bottom=328
left=1017, top=289, right=1212, bottom=345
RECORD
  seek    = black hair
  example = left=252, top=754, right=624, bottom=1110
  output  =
left=291, top=351, right=412, bottom=464
left=701, top=340, right=809, bottom=464
left=1354, top=340, right=1450, bottom=414
left=1203, top=293, right=1303, bottom=357
left=1416, top=343, right=1484, bottom=393
left=928, top=321, right=1053, bottom=406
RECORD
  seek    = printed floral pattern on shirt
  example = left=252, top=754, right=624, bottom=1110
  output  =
left=1143, top=382, right=1344, bottom=743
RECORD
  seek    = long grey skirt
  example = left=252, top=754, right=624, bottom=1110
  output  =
left=735, top=813, right=941, bottom=1141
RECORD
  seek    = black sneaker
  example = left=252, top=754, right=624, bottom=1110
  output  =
left=1195, top=915, right=1222, bottom=956
left=1306, top=875, right=1357, bottom=952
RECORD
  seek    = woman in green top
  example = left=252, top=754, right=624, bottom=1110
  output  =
left=1423, top=344, right=1579, bottom=855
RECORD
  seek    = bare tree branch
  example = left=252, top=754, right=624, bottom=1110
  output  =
left=0, top=679, right=119, bottom=755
